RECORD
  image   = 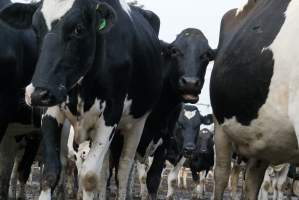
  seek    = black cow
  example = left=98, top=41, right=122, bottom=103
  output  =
left=210, top=0, right=299, bottom=199
left=135, top=28, right=215, bottom=199
left=0, top=0, right=41, bottom=198
left=165, top=106, right=213, bottom=200
left=0, top=0, right=163, bottom=199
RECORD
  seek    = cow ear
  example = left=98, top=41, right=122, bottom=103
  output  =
left=160, top=41, right=180, bottom=58
left=96, top=2, right=117, bottom=34
left=207, top=49, right=217, bottom=61
left=0, top=3, right=40, bottom=29
left=202, top=114, right=214, bottom=125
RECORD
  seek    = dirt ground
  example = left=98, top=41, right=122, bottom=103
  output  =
left=18, top=163, right=240, bottom=200
left=13, top=162, right=299, bottom=200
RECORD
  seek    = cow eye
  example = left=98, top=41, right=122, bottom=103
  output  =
left=73, top=24, right=86, bottom=37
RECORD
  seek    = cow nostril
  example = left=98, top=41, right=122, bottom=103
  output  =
left=184, top=145, right=195, bottom=155
left=195, top=80, right=200, bottom=86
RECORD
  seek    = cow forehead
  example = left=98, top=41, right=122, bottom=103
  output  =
left=184, top=110, right=197, bottom=120
left=41, top=0, right=76, bottom=30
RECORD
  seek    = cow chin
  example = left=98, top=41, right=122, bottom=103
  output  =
left=181, top=94, right=199, bottom=104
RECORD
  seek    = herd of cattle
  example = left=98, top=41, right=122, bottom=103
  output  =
left=0, top=0, right=299, bottom=199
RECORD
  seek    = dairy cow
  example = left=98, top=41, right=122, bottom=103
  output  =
left=135, top=28, right=216, bottom=199
left=211, top=0, right=299, bottom=199
left=0, top=0, right=163, bottom=199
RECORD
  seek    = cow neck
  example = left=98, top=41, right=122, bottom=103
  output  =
left=79, top=35, right=106, bottom=104
left=153, top=76, right=181, bottom=119
left=0, top=0, right=10, bottom=9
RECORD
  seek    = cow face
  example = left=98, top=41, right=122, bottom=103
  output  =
left=0, top=0, right=116, bottom=106
left=174, top=104, right=213, bottom=158
left=161, top=29, right=216, bottom=104
left=197, top=128, right=213, bottom=154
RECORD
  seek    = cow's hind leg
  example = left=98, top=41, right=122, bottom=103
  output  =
left=213, top=122, right=232, bottom=200
left=244, top=159, right=268, bottom=200
left=117, top=115, right=149, bottom=200
left=230, top=162, right=242, bottom=200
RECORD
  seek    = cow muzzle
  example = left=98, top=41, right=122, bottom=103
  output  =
left=179, top=76, right=201, bottom=103
left=183, top=144, right=196, bottom=158
left=25, top=84, right=58, bottom=107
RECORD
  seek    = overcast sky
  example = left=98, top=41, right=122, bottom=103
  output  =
left=136, top=0, right=246, bottom=113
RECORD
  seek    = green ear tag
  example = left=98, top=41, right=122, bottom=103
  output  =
left=98, top=19, right=107, bottom=31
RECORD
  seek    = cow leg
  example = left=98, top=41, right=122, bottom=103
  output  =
left=166, top=157, right=186, bottom=200
left=9, top=147, right=24, bottom=199
left=39, top=107, right=65, bottom=200
left=182, top=168, right=188, bottom=189
left=81, top=115, right=116, bottom=200
left=53, top=120, right=72, bottom=200
left=126, top=160, right=136, bottom=200
left=146, top=144, right=166, bottom=200
left=258, top=168, right=271, bottom=200
left=177, top=168, right=183, bottom=189
left=0, top=122, right=8, bottom=143
left=137, top=160, right=148, bottom=200
left=0, top=134, right=18, bottom=199
left=244, top=159, right=268, bottom=200
left=276, top=164, right=290, bottom=200
left=97, top=151, right=110, bottom=200
left=192, top=171, right=206, bottom=199
left=117, top=115, right=149, bottom=200
left=230, top=162, right=242, bottom=200
left=213, top=123, right=232, bottom=200
left=17, top=134, right=41, bottom=200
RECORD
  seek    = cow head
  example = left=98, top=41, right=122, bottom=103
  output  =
left=174, top=104, right=213, bottom=158
left=161, top=28, right=216, bottom=104
left=0, top=0, right=117, bottom=106
left=197, top=128, right=214, bottom=154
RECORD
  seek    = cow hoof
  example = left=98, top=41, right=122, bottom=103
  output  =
left=166, top=195, right=175, bottom=200
left=192, top=194, right=204, bottom=200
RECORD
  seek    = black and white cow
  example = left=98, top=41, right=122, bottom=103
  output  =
left=139, top=104, right=213, bottom=200
left=164, top=109, right=213, bottom=200
left=211, top=0, right=299, bottom=199
left=134, top=28, right=216, bottom=199
left=0, top=0, right=163, bottom=199
left=0, top=0, right=41, bottom=198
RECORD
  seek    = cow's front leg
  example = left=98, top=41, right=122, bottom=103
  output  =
left=0, top=122, right=8, bottom=143
left=117, top=114, right=149, bottom=200
left=146, top=144, right=167, bottom=200
left=213, top=122, right=232, bottom=200
left=39, top=106, right=65, bottom=200
left=0, top=133, right=18, bottom=199
left=81, top=115, right=116, bottom=199
left=244, top=159, right=268, bottom=200
left=166, top=157, right=186, bottom=200
left=137, top=160, right=149, bottom=200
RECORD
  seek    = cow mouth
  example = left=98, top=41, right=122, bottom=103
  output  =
left=182, top=94, right=199, bottom=103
